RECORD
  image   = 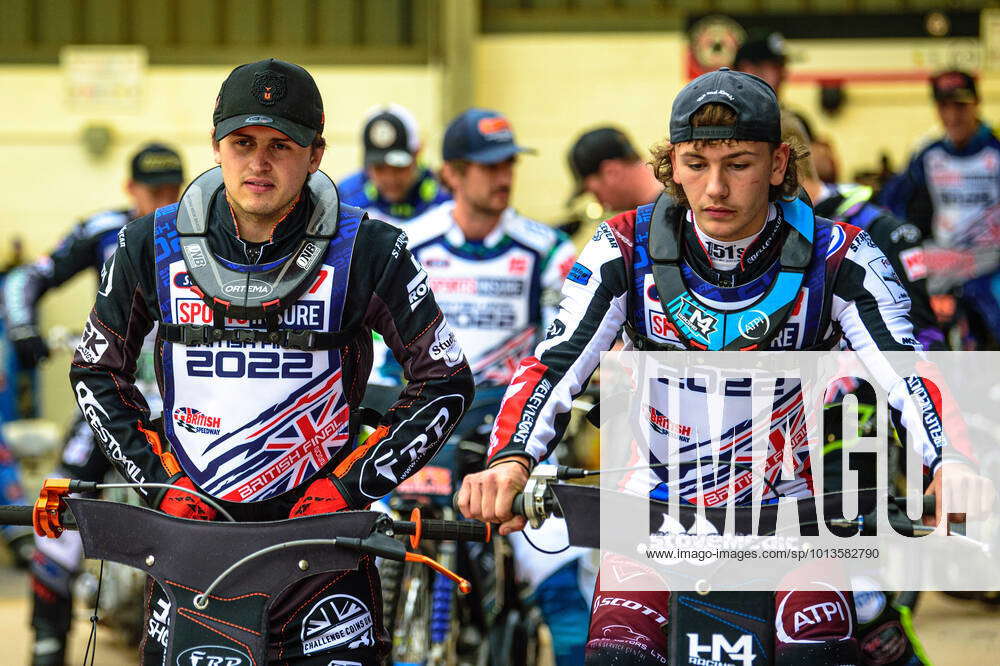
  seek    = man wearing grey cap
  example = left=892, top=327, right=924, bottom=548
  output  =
left=67, top=58, right=473, bottom=664
left=2, top=141, right=183, bottom=665
left=339, top=104, right=451, bottom=226
left=460, top=68, right=979, bottom=664
left=567, top=126, right=663, bottom=212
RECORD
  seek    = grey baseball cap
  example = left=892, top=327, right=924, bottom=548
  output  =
left=669, top=67, right=780, bottom=144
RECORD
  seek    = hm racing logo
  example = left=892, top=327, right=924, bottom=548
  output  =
left=668, top=296, right=718, bottom=342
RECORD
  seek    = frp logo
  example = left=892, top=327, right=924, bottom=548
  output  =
left=176, top=645, right=251, bottom=666
left=686, top=632, right=756, bottom=666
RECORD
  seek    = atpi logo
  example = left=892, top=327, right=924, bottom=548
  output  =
left=737, top=310, right=770, bottom=341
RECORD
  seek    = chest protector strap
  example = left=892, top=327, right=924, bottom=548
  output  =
left=157, top=167, right=361, bottom=350
left=644, top=194, right=814, bottom=351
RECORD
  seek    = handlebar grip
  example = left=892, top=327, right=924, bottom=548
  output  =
left=419, top=519, right=490, bottom=543
left=511, top=493, right=525, bottom=517
left=0, top=505, right=34, bottom=526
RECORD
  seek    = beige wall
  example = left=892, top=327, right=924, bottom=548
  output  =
left=6, top=29, right=1000, bottom=427
left=0, top=63, right=443, bottom=426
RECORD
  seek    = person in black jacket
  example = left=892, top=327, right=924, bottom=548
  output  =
left=69, top=58, right=473, bottom=665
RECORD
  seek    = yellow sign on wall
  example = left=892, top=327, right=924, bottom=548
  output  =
left=61, top=45, right=147, bottom=113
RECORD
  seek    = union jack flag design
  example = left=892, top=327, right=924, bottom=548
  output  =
left=193, top=369, right=352, bottom=502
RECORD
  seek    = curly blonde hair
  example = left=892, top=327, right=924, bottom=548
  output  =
left=650, top=103, right=803, bottom=208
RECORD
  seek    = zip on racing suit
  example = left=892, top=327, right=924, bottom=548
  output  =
left=486, top=193, right=964, bottom=665
left=881, top=122, right=1000, bottom=347
left=2, top=207, right=157, bottom=663
left=68, top=169, right=474, bottom=664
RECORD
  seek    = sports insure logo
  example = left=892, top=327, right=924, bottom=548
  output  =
left=300, top=594, right=374, bottom=655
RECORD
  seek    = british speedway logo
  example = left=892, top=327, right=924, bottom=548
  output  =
left=173, top=407, right=222, bottom=436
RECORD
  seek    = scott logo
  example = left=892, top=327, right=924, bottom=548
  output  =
left=176, top=645, right=251, bottom=666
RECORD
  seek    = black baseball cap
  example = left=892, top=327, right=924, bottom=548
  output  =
left=669, top=67, right=781, bottom=144
left=734, top=32, right=788, bottom=66
left=568, top=127, right=639, bottom=198
left=130, top=143, right=184, bottom=185
left=213, top=58, right=324, bottom=148
left=363, top=104, right=420, bottom=167
left=442, top=108, right=534, bottom=164
left=931, top=70, right=978, bottom=103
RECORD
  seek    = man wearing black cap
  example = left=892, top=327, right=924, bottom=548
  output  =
left=1, top=141, right=183, bottom=665
left=733, top=31, right=788, bottom=97
left=339, top=104, right=451, bottom=226
left=460, top=68, right=978, bottom=665
left=567, top=126, right=663, bottom=212
left=882, top=70, right=1000, bottom=348
left=68, top=58, right=473, bottom=664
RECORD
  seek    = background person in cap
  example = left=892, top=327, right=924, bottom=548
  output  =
left=408, top=108, right=590, bottom=665
left=0, top=141, right=183, bottom=665
left=732, top=30, right=788, bottom=97
left=68, top=58, right=472, bottom=665
left=882, top=69, right=1000, bottom=348
left=567, top=126, right=662, bottom=212
left=459, top=67, right=981, bottom=664
left=338, top=103, right=451, bottom=226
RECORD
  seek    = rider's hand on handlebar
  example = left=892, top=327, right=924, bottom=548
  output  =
left=924, top=462, right=996, bottom=527
left=9, top=325, right=49, bottom=369
left=160, top=476, right=218, bottom=521
left=289, top=477, right=349, bottom=517
left=457, top=456, right=531, bottom=536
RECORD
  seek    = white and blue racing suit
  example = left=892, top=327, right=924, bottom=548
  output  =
left=405, top=201, right=593, bottom=665
left=882, top=123, right=1000, bottom=345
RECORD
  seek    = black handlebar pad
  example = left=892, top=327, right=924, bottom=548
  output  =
left=393, top=519, right=490, bottom=542
left=511, top=493, right=525, bottom=517
left=0, top=505, right=33, bottom=526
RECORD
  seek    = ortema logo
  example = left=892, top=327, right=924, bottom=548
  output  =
left=185, top=244, right=207, bottom=268
left=77, top=321, right=109, bottom=364
left=301, top=594, right=374, bottom=654
left=75, top=382, right=147, bottom=494
left=174, top=407, right=222, bottom=435
left=407, top=255, right=429, bottom=310
left=222, top=279, right=272, bottom=297
left=176, top=645, right=250, bottom=666
left=296, top=242, right=319, bottom=269
left=429, top=320, right=463, bottom=367
left=737, top=310, right=770, bottom=341
left=686, top=633, right=756, bottom=666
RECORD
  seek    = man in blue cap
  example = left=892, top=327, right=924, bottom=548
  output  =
left=407, top=109, right=589, bottom=665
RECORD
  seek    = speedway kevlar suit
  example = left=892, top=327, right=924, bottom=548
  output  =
left=69, top=169, right=474, bottom=663
left=487, top=194, right=964, bottom=665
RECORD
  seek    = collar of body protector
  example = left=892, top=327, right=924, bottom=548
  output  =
left=645, top=193, right=815, bottom=350
left=174, top=166, right=340, bottom=322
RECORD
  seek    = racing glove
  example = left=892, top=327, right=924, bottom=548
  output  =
left=289, top=477, right=349, bottom=517
left=8, top=325, right=49, bottom=369
left=159, top=476, right=217, bottom=521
